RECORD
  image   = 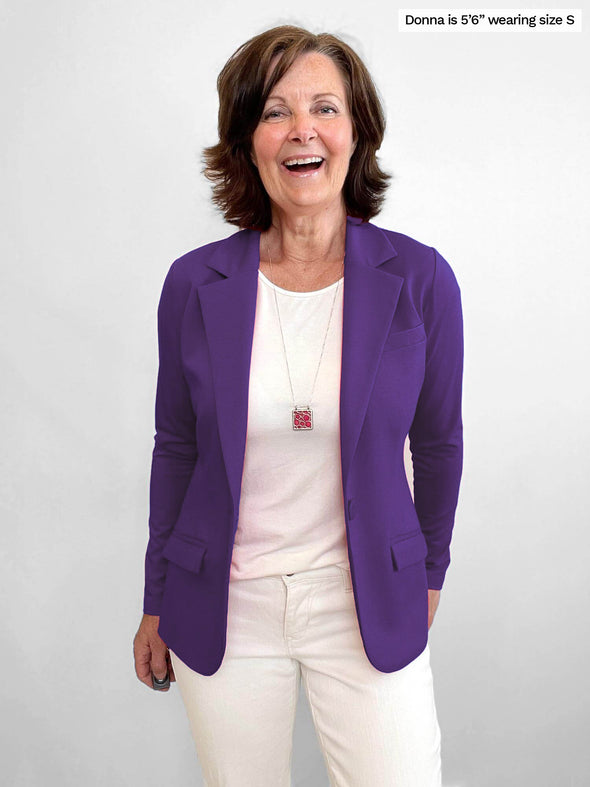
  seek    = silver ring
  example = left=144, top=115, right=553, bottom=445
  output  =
left=152, top=670, right=170, bottom=690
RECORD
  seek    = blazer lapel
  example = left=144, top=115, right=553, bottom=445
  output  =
left=196, top=229, right=260, bottom=526
left=196, top=218, right=403, bottom=524
left=340, top=219, right=403, bottom=489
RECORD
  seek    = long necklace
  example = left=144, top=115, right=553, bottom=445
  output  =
left=265, top=241, right=344, bottom=431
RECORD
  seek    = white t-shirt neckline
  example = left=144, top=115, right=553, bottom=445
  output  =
left=258, top=269, right=344, bottom=298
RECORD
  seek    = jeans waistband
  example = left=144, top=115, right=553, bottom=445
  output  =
left=280, top=561, right=352, bottom=591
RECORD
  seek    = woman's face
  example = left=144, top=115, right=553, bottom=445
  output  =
left=250, top=52, right=357, bottom=219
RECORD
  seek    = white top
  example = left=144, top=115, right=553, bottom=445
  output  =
left=229, top=269, right=350, bottom=580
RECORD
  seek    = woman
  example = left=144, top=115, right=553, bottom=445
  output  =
left=133, top=24, right=463, bottom=787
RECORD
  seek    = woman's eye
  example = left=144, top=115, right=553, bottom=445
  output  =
left=262, top=105, right=337, bottom=120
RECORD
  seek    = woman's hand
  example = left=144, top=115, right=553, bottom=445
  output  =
left=133, top=614, right=176, bottom=690
left=427, top=589, right=441, bottom=629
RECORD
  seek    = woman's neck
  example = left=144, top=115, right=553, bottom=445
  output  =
left=261, top=203, right=347, bottom=272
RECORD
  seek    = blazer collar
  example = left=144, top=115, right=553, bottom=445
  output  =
left=203, top=216, right=398, bottom=278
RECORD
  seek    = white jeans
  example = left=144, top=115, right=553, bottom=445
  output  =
left=170, top=561, right=442, bottom=786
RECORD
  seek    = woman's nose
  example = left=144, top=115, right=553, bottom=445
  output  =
left=288, top=114, right=318, bottom=145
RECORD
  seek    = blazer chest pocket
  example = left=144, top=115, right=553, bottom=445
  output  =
left=390, top=530, right=428, bottom=571
left=383, top=323, right=426, bottom=352
left=162, top=532, right=208, bottom=574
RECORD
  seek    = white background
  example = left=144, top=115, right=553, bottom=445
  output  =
left=2, top=1, right=589, bottom=785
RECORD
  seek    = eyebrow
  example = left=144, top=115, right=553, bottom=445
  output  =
left=265, top=92, right=343, bottom=103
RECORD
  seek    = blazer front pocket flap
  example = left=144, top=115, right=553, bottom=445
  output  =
left=390, top=530, right=428, bottom=571
left=383, top=323, right=426, bottom=352
left=162, top=532, right=207, bottom=573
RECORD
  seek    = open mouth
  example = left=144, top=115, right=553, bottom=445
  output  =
left=282, top=156, right=324, bottom=173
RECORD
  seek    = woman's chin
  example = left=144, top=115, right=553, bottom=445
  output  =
left=271, top=194, right=347, bottom=219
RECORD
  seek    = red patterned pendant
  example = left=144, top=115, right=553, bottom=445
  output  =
left=292, top=407, right=313, bottom=430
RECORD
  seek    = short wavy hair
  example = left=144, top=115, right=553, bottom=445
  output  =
left=202, top=25, right=391, bottom=230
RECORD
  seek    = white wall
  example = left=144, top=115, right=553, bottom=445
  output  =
left=2, top=1, right=589, bottom=785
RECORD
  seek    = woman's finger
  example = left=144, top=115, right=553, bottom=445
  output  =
left=133, top=635, right=155, bottom=688
left=151, top=645, right=170, bottom=689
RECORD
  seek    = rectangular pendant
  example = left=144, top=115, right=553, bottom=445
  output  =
left=292, top=407, right=313, bottom=430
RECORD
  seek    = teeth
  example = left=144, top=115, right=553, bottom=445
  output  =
left=283, top=156, right=323, bottom=166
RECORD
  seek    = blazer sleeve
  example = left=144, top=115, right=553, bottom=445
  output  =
left=143, top=259, right=198, bottom=615
left=408, top=248, right=464, bottom=591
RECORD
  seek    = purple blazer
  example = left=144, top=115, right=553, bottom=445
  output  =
left=143, top=216, right=463, bottom=676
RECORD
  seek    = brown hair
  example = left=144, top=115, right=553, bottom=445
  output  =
left=202, top=25, right=391, bottom=230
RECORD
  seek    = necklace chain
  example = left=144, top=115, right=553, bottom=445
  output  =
left=265, top=241, right=344, bottom=430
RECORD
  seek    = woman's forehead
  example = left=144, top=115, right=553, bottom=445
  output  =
left=263, top=52, right=347, bottom=99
